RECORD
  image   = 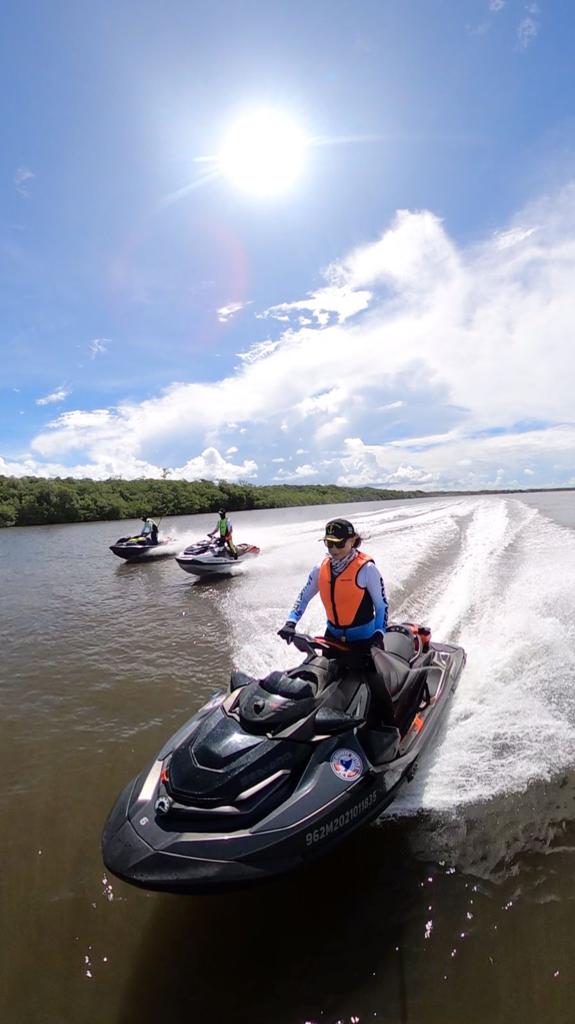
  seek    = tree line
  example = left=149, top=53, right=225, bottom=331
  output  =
left=0, top=475, right=425, bottom=528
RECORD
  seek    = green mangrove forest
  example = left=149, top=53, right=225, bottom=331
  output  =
left=0, top=476, right=425, bottom=528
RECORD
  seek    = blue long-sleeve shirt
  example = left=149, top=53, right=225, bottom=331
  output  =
left=287, top=558, right=388, bottom=642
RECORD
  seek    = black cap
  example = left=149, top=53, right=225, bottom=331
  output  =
left=218, top=509, right=226, bottom=517
left=324, top=518, right=355, bottom=542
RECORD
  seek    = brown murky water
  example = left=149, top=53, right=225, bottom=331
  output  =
left=1, top=494, right=574, bottom=1023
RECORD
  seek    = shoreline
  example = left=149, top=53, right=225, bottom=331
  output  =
left=0, top=475, right=573, bottom=529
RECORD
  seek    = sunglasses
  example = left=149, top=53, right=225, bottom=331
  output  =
left=324, top=538, right=347, bottom=549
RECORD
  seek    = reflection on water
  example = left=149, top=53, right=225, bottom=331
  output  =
left=117, top=810, right=575, bottom=1024
left=1, top=494, right=575, bottom=1023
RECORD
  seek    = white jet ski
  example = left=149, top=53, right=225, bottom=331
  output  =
left=176, top=539, right=260, bottom=577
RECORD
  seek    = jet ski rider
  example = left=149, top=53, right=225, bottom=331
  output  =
left=209, top=509, right=238, bottom=559
left=278, top=518, right=394, bottom=726
left=140, top=517, right=159, bottom=544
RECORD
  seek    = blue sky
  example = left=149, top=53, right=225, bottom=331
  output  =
left=2, top=0, right=574, bottom=490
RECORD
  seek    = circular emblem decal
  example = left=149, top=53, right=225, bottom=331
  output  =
left=330, top=748, right=363, bottom=782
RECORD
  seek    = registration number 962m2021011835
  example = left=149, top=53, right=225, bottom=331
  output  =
left=305, top=789, right=379, bottom=846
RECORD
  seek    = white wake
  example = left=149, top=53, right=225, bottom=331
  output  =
left=222, top=495, right=575, bottom=812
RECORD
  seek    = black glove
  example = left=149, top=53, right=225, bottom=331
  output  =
left=277, top=621, right=296, bottom=643
left=371, top=631, right=385, bottom=650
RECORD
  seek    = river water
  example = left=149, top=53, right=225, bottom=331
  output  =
left=1, top=492, right=574, bottom=1023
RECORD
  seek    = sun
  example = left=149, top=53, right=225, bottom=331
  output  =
left=218, top=110, right=307, bottom=197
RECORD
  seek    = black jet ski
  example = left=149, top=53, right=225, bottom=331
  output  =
left=175, top=538, right=260, bottom=577
left=110, top=535, right=179, bottom=561
left=102, top=624, right=465, bottom=893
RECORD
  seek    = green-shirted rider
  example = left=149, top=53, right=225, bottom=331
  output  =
left=208, top=509, right=238, bottom=559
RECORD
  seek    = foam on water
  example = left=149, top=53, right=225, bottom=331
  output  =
left=222, top=496, right=575, bottom=813
left=394, top=497, right=575, bottom=813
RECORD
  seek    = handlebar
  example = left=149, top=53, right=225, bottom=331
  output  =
left=290, top=632, right=350, bottom=655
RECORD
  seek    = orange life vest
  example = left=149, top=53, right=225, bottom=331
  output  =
left=318, top=552, right=375, bottom=629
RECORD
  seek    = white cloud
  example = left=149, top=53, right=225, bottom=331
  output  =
left=297, top=388, right=348, bottom=418
left=260, top=284, right=372, bottom=327
left=275, top=463, right=319, bottom=480
left=489, top=0, right=505, bottom=12
left=14, top=166, right=35, bottom=197
left=217, top=301, right=252, bottom=323
left=315, top=417, right=348, bottom=442
left=0, top=446, right=256, bottom=483
left=7, top=179, right=575, bottom=490
left=493, top=226, right=537, bottom=250
left=170, top=447, right=257, bottom=481
left=334, top=426, right=575, bottom=490
left=237, top=339, right=281, bottom=364
left=226, top=445, right=238, bottom=454
left=517, top=5, right=539, bottom=49
left=328, top=208, right=460, bottom=293
left=35, top=387, right=70, bottom=407
left=89, top=338, right=109, bottom=358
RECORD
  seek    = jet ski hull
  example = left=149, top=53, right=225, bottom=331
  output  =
left=110, top=539, right=176, bottom=561
left=176, top=543, right=260, bottom=577
left=102, top=760, right=398, bottom=893
left=102, top=639, right=465, bottom=893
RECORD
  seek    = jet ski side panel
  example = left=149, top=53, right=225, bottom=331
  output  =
left=103, top=754, right=395, bottom=893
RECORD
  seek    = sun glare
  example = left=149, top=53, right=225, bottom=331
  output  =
left=218, top=110, right=307, bottom=197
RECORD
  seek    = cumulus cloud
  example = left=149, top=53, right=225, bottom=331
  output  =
left=335, top=426, right=575, bottom=490
left=6, top=178, right=575, bottom=490
left=315, top=417, right=348, bottom=442
left=169, top=447, right=257, bottom=481
left=275, top=463, right=320, bottom=480
left=0, top=446, right=256, bottom=483
left=35, top=387, right=70, bottom=406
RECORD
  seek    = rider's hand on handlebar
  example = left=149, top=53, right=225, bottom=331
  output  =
left=277, top=621, right=296, bottom=644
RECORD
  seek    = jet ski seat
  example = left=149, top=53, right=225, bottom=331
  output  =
left=383, top=630, right=416, bottom=661
left=371, top=649, right=411, bottom=698
left=261, top=671, right=317, bottom=700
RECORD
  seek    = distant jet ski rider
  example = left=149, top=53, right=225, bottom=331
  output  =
left=277, top=517, right=393, bottom=725
left=209, top=509, right=238, bottom=559
left=140, top=517, right=159, bottom=545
